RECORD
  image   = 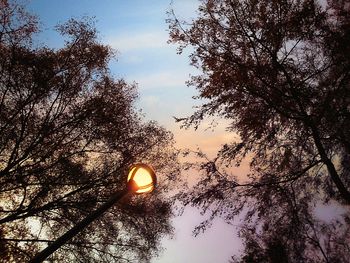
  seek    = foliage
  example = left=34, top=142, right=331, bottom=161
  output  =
left=168, top=0, right=350, bottom=262
left=0, top=0, right=179, bottom=262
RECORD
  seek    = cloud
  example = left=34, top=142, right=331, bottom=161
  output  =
left=106, top=31, right=168, bottom=52
left=142, top=95, right=160, bottom=108
left=133, top=71, right=190, bottom=91
left=123, top=54, right=144, bottom=64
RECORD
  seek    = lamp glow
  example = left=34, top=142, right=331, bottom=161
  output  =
left=127, top=164, right=156, bottom=193
left=30, top=163, right=157, bottom=262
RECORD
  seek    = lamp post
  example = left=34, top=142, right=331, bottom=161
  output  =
left=29, top=163, right=156, bottom=263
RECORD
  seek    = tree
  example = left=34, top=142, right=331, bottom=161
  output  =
left=0, top=1, right=179, bottom=262
left=168, top=0, right=350, bottom=262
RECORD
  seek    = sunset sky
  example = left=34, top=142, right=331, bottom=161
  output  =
left=28, top=0, right=243, bottom=262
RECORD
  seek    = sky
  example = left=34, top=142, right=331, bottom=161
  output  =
left=27, top=1, right=243, bottom=262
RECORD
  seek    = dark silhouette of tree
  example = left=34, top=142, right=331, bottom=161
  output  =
left=168, top=0, right=350, bottom=262
left=0, top=1, right=179, bottom=262
left=229, top=233, right=289, bottom=263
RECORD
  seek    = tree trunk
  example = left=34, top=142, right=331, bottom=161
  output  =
left=310, top=124, right=350, bottom=204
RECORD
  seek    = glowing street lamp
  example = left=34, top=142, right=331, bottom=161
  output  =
left=30, top=163, right=156, bottom=263
left=127, top=163, right=156, bottom=194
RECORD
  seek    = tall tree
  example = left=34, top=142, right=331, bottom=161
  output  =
left=168, top=0, right=350, bottom=262
left=0, top=1, right=179, bottom=262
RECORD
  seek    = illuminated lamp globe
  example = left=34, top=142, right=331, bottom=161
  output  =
left=127, top=164, right=156, bottom=194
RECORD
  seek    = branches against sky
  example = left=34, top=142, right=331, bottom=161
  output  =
left=168, top=0, right=350, bottom=262
left=0, top=1, right=179, bottom=262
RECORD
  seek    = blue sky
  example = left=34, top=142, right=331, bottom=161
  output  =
left=27, top=1, right=243, bottom=262
left=29, top=0, right=199, bottom=127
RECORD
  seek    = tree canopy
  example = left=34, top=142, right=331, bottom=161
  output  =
left=168, top=0, right=350, bottom=262
left=0, top=1, right=179, bottom=262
